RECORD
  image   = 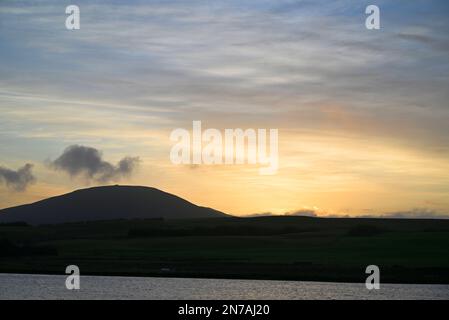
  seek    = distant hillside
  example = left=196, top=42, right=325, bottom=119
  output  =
left=0, top=185, right=230, bottom=225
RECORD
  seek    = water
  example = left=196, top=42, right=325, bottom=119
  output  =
left=0, top=273, right=448, bottom=300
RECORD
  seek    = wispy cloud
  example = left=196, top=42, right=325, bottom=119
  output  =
left=1, top=0, right=448, bottom=146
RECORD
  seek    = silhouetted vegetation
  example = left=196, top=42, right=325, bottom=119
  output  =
left=128, top=225, right=318, bottom=238
left=1, top=216, right=449, bottom=283
left=0, top=238, right=57, bottom=257
left=0, top=221, right=29, bottom=227
left=346, top=224, right=387, bottom=237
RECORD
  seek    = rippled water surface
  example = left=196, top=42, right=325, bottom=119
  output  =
left=1, top=274, right=448, bottom=300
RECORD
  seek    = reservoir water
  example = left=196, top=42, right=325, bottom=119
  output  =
left=0, top=273, right=448, bottom=300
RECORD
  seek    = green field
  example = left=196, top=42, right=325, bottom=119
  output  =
left=1, top=216, right=449, bottom=283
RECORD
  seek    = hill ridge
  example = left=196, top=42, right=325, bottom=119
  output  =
left=0, top=185, right=229, bottom=225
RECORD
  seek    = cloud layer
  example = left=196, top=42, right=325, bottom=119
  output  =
left=0, top=164, right=36, bottom=191
left=249, top=208, right=449, bottom=219
left=50, top=145, right=140, bottom=183
left=0, top=1, right=449, bottom=215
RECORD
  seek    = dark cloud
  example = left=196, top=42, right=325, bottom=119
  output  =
left=245, top=212, right=275, bottom=218
left=0, top=163, right=36, bottom=191
left=322, top=208, right=448, bottom=219
left=284, top=210, right=318, bottom=217
left=50, top=145, right=140, bottom=183
left=247, top=208, right=449, bottom=219
left=375, top=208, right=448, bottom=219
left=246, top=210, right=318, bottom=218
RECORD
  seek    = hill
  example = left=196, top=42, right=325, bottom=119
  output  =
left=0, top=185, right=229, bottom=225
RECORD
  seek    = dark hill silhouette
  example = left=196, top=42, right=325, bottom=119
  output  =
left=0, top=185, right=230, bottom=225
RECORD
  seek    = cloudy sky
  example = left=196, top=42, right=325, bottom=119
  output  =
left=1, top=0, right=449, bottom=217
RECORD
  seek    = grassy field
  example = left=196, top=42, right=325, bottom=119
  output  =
left=1, top=216, right=449, bottom=283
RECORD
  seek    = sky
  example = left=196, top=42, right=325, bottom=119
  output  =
left=1, top=0, right=449, bottom=218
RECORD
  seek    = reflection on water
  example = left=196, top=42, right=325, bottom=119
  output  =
left=0, top=273, right=448, bottom=300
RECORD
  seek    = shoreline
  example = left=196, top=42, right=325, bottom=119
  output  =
left=1, top=269, right=448, bottom=286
